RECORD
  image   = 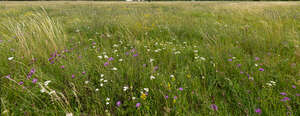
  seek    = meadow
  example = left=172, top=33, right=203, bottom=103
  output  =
left=0, top=2, right=300, bottom=115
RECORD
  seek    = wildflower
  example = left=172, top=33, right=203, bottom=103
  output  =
left=27, top=68, right=35, bottom=78
left=98, top=56, right=103, bottom=59
left=200, top=57, right=206, bottom=61
left=201, top=76, right=205, bottom=79
left=280, top=92, right=287, bottom=96
left=144, top=88, right=149, bottom=92
left=111, top=67, right=118, bottom=71
left=101, top=74, right=104, bottom=77
left=82, top=71, right=86, bottom=75
left=259, top=68, right=264, bottom=71
left=40, top=88, right=46, bottom=93
left=95, top=88, right=99, bottom=91
left=104, top=62, right=109, bottom=66
left=162, top=95, right=168, bottom=99
left=255, top=108, right=262, bottom=114
left=292, top=85, right=296, bottom=89
left=119, top=59, right=123, bottom=62
left=281, top=97, right=290, bottom=102
left=44, top=80, right=51, bottom=86
left=123, top=86, right=129, bottom=91
left=18, top=81, right=24, bottom=85
left=133, top=53, right=138, bottom=57
left=61, top=65, right=65, bottom=69
left=255, top=64, right=258, bottom=67
left=186, top=74, right=191, bottom=78
left=132, top=97, right=136, bottom=100
left=116, top=101, right=121, bottom=107
left=66, top=113, right=73, bottom=116
left=150, top=75, right=156, bottom=80
left=5, top=75, right=10, bottom=79
left=296, top=93, right=300, bottom=96
left=179, top=87, right=183, bottom=91
left=85, top=81, right=89, bottom=84
left=154, top=66, right=158, bottom=71
left=49, top=91, right=56, bottom=95
left=8, top=57, right=14, bottom=61
left=104, top=55, right=108, bottom=59
left=108, top=57, right=114, bottom=61
left=72, top=74, right=75, bottom=78
left=255, top=57, right=260, bottom=61
left=210, top=104, right=218, bottom=111
left=141, top=93, right=147, bottom=100
left=136, top=103, right=141, bottom=108
left=228, top=59, right=233, bottom=61
left=170, top=75, right=175, bottom=78
left=32, top=78, right=38, bottom=84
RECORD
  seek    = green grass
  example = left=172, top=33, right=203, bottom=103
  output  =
left=0, top=2, right=300, bottom=116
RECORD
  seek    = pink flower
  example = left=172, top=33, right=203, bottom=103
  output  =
left=255, top=108, right=262, bottom=114
left=104, top=62, right=109, bottom=66
left=280, top=92, right=287, bottom=96
left=116, top=101, right=121, bottom=107
left=210, top=104, right=218, bottom=111
left=281, top=97, right=290, bottom=102
left=179, top=88, right=183, bottom=91
left=136, top=103, right=141, bottom=108
left=72, top=74, right=75, bottom=78
left=61, top=65, right=65, bottom=69
left=259, top=68, right=264, bottom=71
left=32, top=78, right=38, bottom=83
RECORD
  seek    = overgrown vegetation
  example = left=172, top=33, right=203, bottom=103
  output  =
left=0, top=2, right=300, bottom=116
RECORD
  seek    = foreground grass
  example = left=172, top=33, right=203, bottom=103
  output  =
left=0, top=2, right=300, bottom=115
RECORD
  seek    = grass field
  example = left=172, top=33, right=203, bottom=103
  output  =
left=1, top=2, right=300, bottom=115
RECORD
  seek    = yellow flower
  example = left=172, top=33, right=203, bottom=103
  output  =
left=141, top=93, right=147, bottom=100
left=168, top=83, right=171, bottom=90
left=187, top=74, right=191, bottom=78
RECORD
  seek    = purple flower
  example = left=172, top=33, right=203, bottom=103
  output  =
left=116, top=101, right=121, bottom=107
left=281, top=97, right=290, bottom=102
left=133, top=53, right=138, bottom=57
left=131, top=49, right=136, bottom=53
left=259, top=68, right=264, bottom=71
left=179, top=88, right=183, bottom=91
left=174, top=96, right=177, bottom=99
left=210, top=104, right=218, bottom=111
left=104, top=62, right=109, bottom=66
left=82, top=71, right=86, bottom=75
left=292, top=85, right=296, bottom=89
left=228, top=59, right=233, bottom=61
left=61, top=65, right=65, bottom=69
left=108, top=57, right=114, bottom=61
left=237, top=64, right=241, bottom=67
left=27, top=68, right=35, bottom=78
left=5, top=75, right=10, bottom=79
left=296, top=93, right=300, bottom=96
left=143, top=64, right=147, bottom=67
left=165, top=95, right=169, bottom=99
left=136, top=103, right=141, bottom=108
left=255, top=108, right=262, bottom=114
left=125, top=52, right=129, bottom=55
left=32, top=78, right=38, bottom=83
left=255, top=57, right=260, bottom=61
left=154, top=66, right=158, bottom=71
left=280, top=92, right=287, bottom=96
left=18, top=81, right=24, bottom=85
left=240, top=71, right=244, bottom=74
left=72, top=74, right=75, bottom=78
